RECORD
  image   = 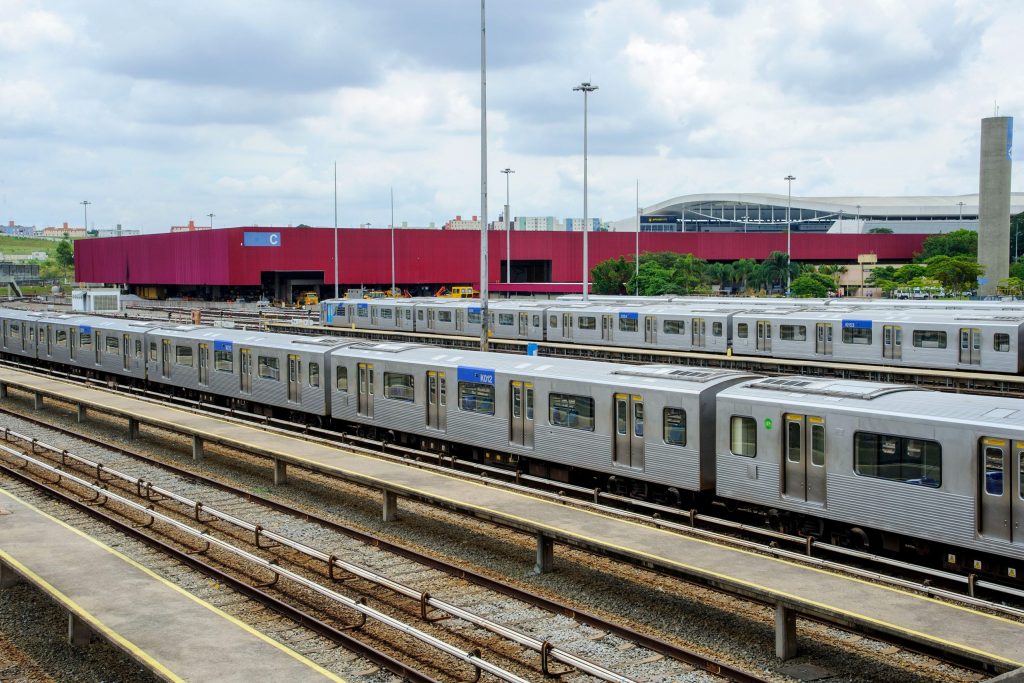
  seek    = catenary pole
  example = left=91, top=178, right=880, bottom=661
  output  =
left=479, top=0, right=489, bottom=350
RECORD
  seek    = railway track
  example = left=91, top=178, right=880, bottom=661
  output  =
left=0, top=363, right=1012, bottom=680
left=0, top=416, right=762, bottom=682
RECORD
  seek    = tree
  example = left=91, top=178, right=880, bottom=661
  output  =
left=591, top=256, right=634, bottom=295
left=790, top=273, right=830, bottom=298
left=868, top=227, right=894, bottom=234
left=924, top=255, right=983, bottom=294
left=892, top=263, right=927, bottom=283
left=915, top=229, right=977, bottom=261
left=626, top=253, right=710, bottom=296
left=55, top=235, right=74, bottom=283
left=731, top=259, right=757, bottom=292
left=758, top=251, right=797, bottom=293
left=997, top=277, right=1024, bottom=296
left=1010, top=260, right=1024, bottom=281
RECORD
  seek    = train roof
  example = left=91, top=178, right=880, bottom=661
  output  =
left=151, top=324, right=352, bottom=351
left=332, top=341, right=756, bottom=393
left=722, top=376, right=1024, bottom=428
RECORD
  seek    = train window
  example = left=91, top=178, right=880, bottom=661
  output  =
left=730, top=416, right=756, bottom=457
left=214, top=349, right=233, bottom=372
left=663, top=319, right=684, bottom=335
left=618, top=317, right=638, bottom=333
left=437, top=311, right=452, bottom=323
left=468, top=310, right=482, bottom=324
left=532, top=315, right=540, bottom=327
left=381, top=308, right=393, bottom=319
left=712, top=322, right=723, bottom=337
left=336, top=366, right=348, bottom=392
left=842, top=328, right=872, bottom=345
left=384, top=372, right=414, bottom=401
left=737, top=323, right=748, bottom=339
left=417, top=310, right=424, bottom=321
left=55, top=330, right=67, bottom=346
left=357, top=307, right=368, bottom=318
left=994, top=333, right=1011, bottom=352
left=335, top=304, right=345, bottom=317
left=912, top=330, right=947, bottom=348
left=578, top=316, right=597, bottom=330
left=9, top=323, right=19, bottom=337
left=175, top=345, right=193, bottom=367
left=634, top=403, right=644, bottom=437
left=1020, top=449, right=1024, bottom=500
left=498, top=313, right=514, bottom=325
left=549, top=393, right=595, bottom=431
left=984, top=446, right=1004, bottom=495
left=149, top=341, right=157, bottom=360
left=405, top=309, right=412, bottom=320
left=615, top=398, right=627, bottom=435
left=549, top=315, right=558, bottom=328
left=853, top=431, right=941, bottom=488
left=663, top=408, right=686, bottom=446
left=458, top=382, right=495, bottom=415
left=811, top=423, right=825, bottom=466
left=105, top=336, right=120, bottom=353
left=135, top=339, right=143, bottom=358
left=308, top=362, right=320, bottom=388
left=258, top=356, right=280, bottom=380
left=779, top=325, right=807, bottom=342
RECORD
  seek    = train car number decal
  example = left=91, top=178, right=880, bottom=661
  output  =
left=457, top=366, right=495, bottom=385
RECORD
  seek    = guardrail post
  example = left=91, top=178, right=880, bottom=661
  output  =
left=33, top=392, right=43, bottom=410
left=775, top=603, right=797, bottom=660
left=382, top=490, right=398, bottom=522
left=0, top=560, right=21, bottom=589
left=534, top=532, right=554, bottom=574
left=67, top=613, right=91, bottom=646
left=127, top=418, right=138, bottom=440
left=192, top=436, right=204, bottom=461
left=273, top=459, right=288, bottom=485
left=77, top=404, right=86, bottom=423
left=0, top=382, right=7, bottom=399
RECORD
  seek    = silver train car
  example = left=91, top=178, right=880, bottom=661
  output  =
left=715, top=376, right=1024, bottom=564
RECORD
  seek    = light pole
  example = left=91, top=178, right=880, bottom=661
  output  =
left=390, top=186, right=396, bottom=297
left=784, top=175, right=795, bottom=296
left=334, top=161, right=339, bottom=299
left=837, top=210, right=843, bottom=234
left=573, top=81, right=598, bottom=301
left=207, top=213, right=214, bottom=230
left=958, top=201, right=964, bottom=222
left=479, top=0, right=490, bottom=350
left=501, top=168, right=514, bottom=284
left=635, top=178, right=640, bottom=296
left=856, top=204, right=861, bottom=233
left=741, top=214, right=749, bottom=234
left=80, top=200, right=90, bottom=232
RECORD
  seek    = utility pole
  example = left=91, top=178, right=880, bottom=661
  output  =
left=479, top=0, right=489, bottom=350
left=390, top=186, right=396, bottom=297
left=80, top=200, right=90, bottom=232
left=334, top=161, right=339, bottom=299
left=573, top=81, right=598, bottom=301
left=501, top=168, right=514, bottom=284
left=784, top=175, right=795, bottom=295
left=635, top=179, right=640, bottom=296
left=207, top=213, right=214, bottom=229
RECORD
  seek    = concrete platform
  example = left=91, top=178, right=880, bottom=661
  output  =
left=3, top=367, right=1024, bottom=672
left=0, top=486, right=342, bottom=682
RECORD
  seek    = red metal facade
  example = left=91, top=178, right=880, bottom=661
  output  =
left=75, top=227, right=928, bottom=287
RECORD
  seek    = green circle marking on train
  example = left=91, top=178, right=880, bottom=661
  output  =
left=764, top=418, right=773, bottom=430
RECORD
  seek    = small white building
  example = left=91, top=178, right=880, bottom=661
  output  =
left=72, top=288, right=121, bottom=313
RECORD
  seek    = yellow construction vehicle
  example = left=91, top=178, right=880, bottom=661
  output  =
left=295, top=291, right=320, bottom=306
left=435, top=285, right=478, bottom=298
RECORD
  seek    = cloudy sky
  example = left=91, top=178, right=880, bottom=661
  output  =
left=1, top=0, right=1020, bottom=232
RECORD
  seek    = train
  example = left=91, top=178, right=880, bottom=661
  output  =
left=319, top=297, right=1024, bottom=374
left=1, top=306, right=1021, bottom=581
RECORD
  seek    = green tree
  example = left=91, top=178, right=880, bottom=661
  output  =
left=1010, top=260, right=1024, bottom=281
left=915, top=229, right=977, bottom=262
left=790, top=273, right=830, bottom=298
left=924, top=255, right=983, bottom=294
left=731, top=259, right=757, bottom=292
left=997, top=277, right=1024, bottom=296
left=625, top=252, right=710, bottom=296
left=892, top=263, right=927, bottom=283
left=867, top=227, right=894, bottom=234
left=55, top=235, right=74, bottom=282
left=758, top=251, right=797, bottom=293
left=591, top=256, right=634, bottom=295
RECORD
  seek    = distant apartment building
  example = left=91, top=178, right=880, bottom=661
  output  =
left=442, top=215, right=482, bottom=231
left=170, top=219, right=211, bottom=233
left=563, top=217, right=601, bottom=232
left=1, top=221, right=35, bottom=237
left=40, top=223, right=87, bottom=238
left=512, top=216, right=559, bottom=231
left=95, top=224, right=140, bottom=238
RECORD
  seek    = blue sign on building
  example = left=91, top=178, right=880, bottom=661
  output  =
left=243, top=232, right=281, bottom=247
left=618, top=311, right=638, bottom=320
left=457, top=366, right=495, bottom=385
left=214, top=340, right=233, bottom=352
left=842, top=320, right=872, bottom=330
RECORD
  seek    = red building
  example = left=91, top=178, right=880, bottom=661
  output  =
left=74, top=227, right=927, bottom=298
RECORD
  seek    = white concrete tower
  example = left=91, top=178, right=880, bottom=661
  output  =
left=977, top=116, right=1013, bottom=295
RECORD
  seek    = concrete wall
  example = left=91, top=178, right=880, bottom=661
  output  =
left=978, top=116, right=1013, bottom=294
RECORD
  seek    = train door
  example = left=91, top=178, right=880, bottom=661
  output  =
left=978, top=437, right=1020, bottom=543
left=357, top=362, right=375, bottom=417
left=882, top=325, right=902, bottom=360
left=756, top=320, right=772, bottom=352
left=612, top=393, right=645, bottom=469
left=518, top=313, right=528, bottom=336
left=455, top=309, right=464, bottom=332
left=45, top=325, right=52, bottom=357
left=239, top=348, right=252, bottom=394
left=427, top=309, right=436, bottom=330
left=691, top=318, right=706, bottom=349
left=161, top=339, right=171, bottom=377
left=783, top=414, right=826, bottom=504
left=197, top=343, right=209, bottom=385
left=347, top=304, right=357, bottom=323
left=509, top=380, right=535, bottom=448
left=123, top=334, right=131, bottom=371
left=815, top=323, right=833, bottom=356
left=959, top=328, right=981, bottom=365
left=426, top=370, right=447, bottom=431
left=370, top=306, right=379, bottom=326
left=561, top=313, right=573, bottom=340
left=644, top=316, right=657, bottom=344
left=69, top=327, right=75, bottom=360
left=94, top=331, right=101, bottom=364
left=601, top=314, right=613, bottom=341
left=286, top=354, right=301, bottom=403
